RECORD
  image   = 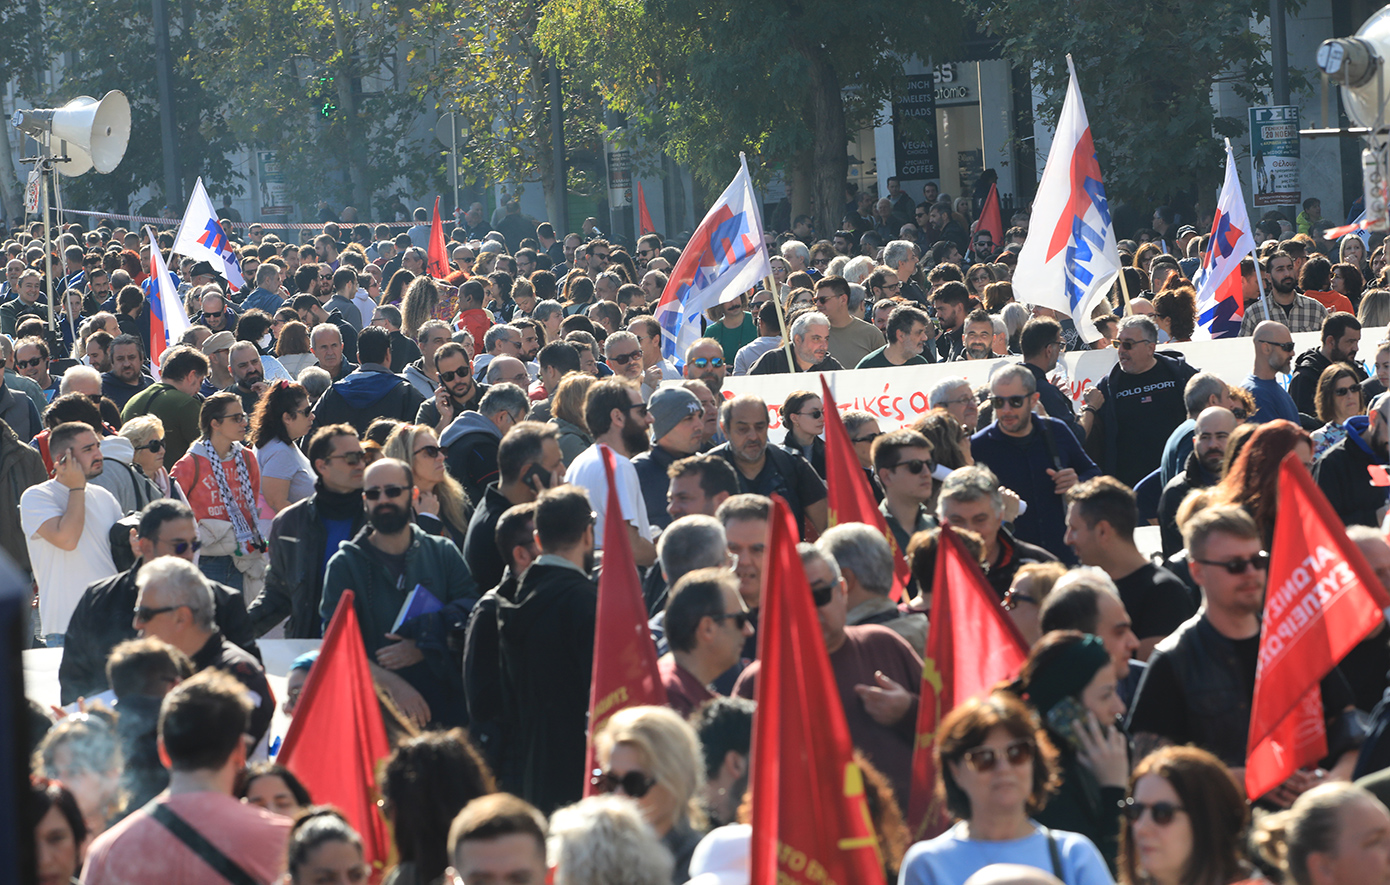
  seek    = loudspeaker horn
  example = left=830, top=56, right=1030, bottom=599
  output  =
left=50, top=92, right=131, bottom=176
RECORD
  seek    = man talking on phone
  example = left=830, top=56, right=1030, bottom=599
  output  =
left=463, top=421, right=565, bottom=592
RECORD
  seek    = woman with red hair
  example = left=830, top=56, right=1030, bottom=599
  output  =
left=1206, top=419, right=1313, bottom=547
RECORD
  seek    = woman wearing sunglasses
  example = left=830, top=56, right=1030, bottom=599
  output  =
left=899, top=692, right=1111, bottom=885
left=250, top=381, right=316, bottom=524
left=1019, top=631, right=1131, bottom=872
left=592, top=705, right=707, bottom=883
left=1309, top=363, right=1365, bottom=460
left=780, top=390, right=826, bottom=478
left=382, top=423, right=469, bottom=543
left=117, top=414, right=179, bottom=505
left=1251, top=782, right=1390, bottom=885
left=170, top=392, right=266, bottom=595
left=1118, top=746, right=1249, bottom=885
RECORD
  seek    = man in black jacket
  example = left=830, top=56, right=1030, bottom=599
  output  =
left=59, top=499, right=259, bottom=705
left=1288, top=312, right=1363, bottom=417
left=1020, top=316, right=1081, bottom=445
left=311, top=326, right=424, bottom=435
left=496, top=484, right=597, bottom=814
left=1158, top=407, right=1236, bottom=557
left=1315, top=394, right=1390, bottom=528
left=249, top=424, right=365, bottom=637
left=462, top=421, right=562, bottom=593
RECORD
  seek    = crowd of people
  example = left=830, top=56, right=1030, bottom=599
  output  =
left=15, top=183, right=1390, bottom=885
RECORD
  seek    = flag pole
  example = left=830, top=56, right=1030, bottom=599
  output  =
left=769, top=273, right=796, bottom=369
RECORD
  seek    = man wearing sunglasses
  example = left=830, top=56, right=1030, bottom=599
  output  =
left=1078, top=315, right=1196, bottom=489
left=416, top=342, right=486, bottom=436
left=1241, top=320, right=1300, bottom=424
left=973, top=364, right=1100, bottom=562
left=812, top=276, right=886, bottom=369
left=871, top=429, right=939, bottom=559
left=682, top=338, right=726, bottom=395
left=252, top=425, right=366, bottom=639
left=194, top=290, right=237, bottom=335
left=633, top=386, right=706, bottom=533
left=59, top=499, right=260, bottom=705
left=322, top=457, right=476, bottom=731
left=660, top=568, right=754, bottom=717
left=1314, top=391, right=1390, bottom=529
left=1127, top=505, right=1361, bottom=788
left=734, top=542, right=921, bottom=805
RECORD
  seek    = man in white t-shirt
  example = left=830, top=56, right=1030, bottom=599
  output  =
left=563, top=378, right=657, bottom=567
left=22, top=421, right=122, bottom=645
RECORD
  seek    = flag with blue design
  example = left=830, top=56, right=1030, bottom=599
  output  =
left=1014, top=56, right=1120, bottom=343
left=144, top=226, right=191, bottom=380
left=172, top=177, right=246, bottom=290
left=1192, top=140, right=1257, bottom=339
left=654, top=154, right=771, bottom=366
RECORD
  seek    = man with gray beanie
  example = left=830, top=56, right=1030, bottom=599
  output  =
left=632, top=385, right=706, bottom=531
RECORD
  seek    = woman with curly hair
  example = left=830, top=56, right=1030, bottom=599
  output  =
left=401, top=276, right=443, bottom=339
left=1151, top=286, right=1197, bottom=342
left=1331, top=262, right=1365, bottom=309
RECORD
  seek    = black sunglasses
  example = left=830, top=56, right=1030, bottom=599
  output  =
left=438, top=368, right=471, bottom=383
left=811, top=581, right=836, bottom=607
left=141, top=439, right=166, bottom=453
left=14, top=356, right=43, bottom=369
left=1121, top=799, right=1186, bottom=826
left=414, top=445, right=442, bottom=459
left=1194, top=551, right=1271, bottom=574
left=590, top=769, right=656, bottom=798
left=202, top=311, right=224, bottom=319
left=1256, top=338, right=1296, bottom=353
left=1333, top=384, right=1359, bottom=397
left=892, top=458, right=933, bottom=475
left=364, top=484, right=409, bottom=501
left=1116, top=338, right=1154, bottom=350
left=990, top=394, right=1030, bottom=410
left=851, top=432, right=883, bottom=444
left=609, top=351, right=641, bottom=365
left=691, top=357, right=723, bottom=368
left=134, top=604, right=182, bottom=623
left=797, top=408, right=824, bottom=420
left=711, top=611, right=752, bottom=630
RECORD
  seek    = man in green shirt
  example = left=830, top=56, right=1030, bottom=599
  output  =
left=857, top=305, right=931, bottom=369
left=121, top=345, right=209, bottom=468
left=705, top=294, right=758, bottom=360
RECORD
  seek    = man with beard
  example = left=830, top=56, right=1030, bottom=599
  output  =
left=1126, top=505, right=1360, bottom=778
left=100, top=334, right=154, bottom=410
left=748, top=311, right=842, bottom=375
left=1241, top=320, right=1300, bottom=424
left=710, top=394, right=827, bottom=539
left=415, top=342, right=487, bottom=434
left=225, top=341, right=268, bottom=413
left=563, top=379, right=658, bottom=567
left=1316, top=392, right=1390, bottom=528
left=1287, top=312, right=1365, bottom=416
left=321, top=457, right=477, bottom=729
left=958, top=309, right=997, bottom=361
left=496, top=483, right=598, bottom=813
left=972, top=365, right=1100, bottom=562
left=1158, top=407, right=1237, bottom=557
left=928, top=281, right=970, bottom=361
left=682, top=338, right=726, bottom=397
left=1238, top=251, right=1328, bottom=335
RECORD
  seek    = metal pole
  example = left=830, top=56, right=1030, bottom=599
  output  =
left=450, top=115, right=460, bottom=225
left=549, top=64, right=568, bottom=229
left=41, top=158, right=54, bottom=334
left=151, top=0, right=182, bottom=208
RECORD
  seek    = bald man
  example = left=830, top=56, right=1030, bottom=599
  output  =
left=1241, top=320, right=1298, bottom=423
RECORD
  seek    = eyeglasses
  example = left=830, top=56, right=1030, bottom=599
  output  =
left=627, top=403, right=649, bottom=416
left=990, top=394, right=1030, bottom=410
left=609, top=351, right=641, bottom=365
left=289, top=407, right=313, bottom=419
left=1116, top=338, right=1154, bottom=350
left=1334, top=384, right=1359, bottom=397
left=1121, top=799, right=1186, bottom=826
left=851, top=432, right=882, bottom=444
left=891, top=458, right=933, bottom=474
left=796, top=408, right=824, bottom=420
left=590, top=769, right=656, bottom=798
left=326, top=450, right=366, bottom=465
left=140, top=438, right=166, bottom=453
left=711, top=611, right=752, bottom=630
left=216, top=412, right=248, bottom=423
left=944, top=395, right=977, bottom=408
left=1001, top=588, right=1037, bottom=611
left=133, top=604, right=183, bottom=623
left=364, top=484, right=409, bottom=501
left=810, top=581, right=836, bottom=607
left=318, top=274, right=332, bottom=280
left=880, top=282, right=903, bottom=292
left=414, top=444, right=442, bottom=459
left=691, top=357, right=723, bottom=369
left=961, top=739, right=1035, bottom=773
left=164, top=538, right=202, bottom=556
left=1256, top=339, right=1296, bottom=353
left=1195, top=551, right=1271, bottom=574
left=438, top=368, right=472, bottom=383
left=14, top=356, right=43, bottom=369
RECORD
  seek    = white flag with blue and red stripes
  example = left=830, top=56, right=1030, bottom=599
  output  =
left=172, top=177, right=245, bottom=291
left=1192, top=140, right=1257, bottom=339
left=145, top=226, right=191, bottom=380
left=654, top=154, right=771, bottom=365
left=1014, top=55, right=1120, bottom=343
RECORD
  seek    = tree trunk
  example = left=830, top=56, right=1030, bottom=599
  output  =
left=791, top=148, right=813, bottom=236
left=801, top=44, right=847, bottom=240
left=325, top=0, right=370, bottom=214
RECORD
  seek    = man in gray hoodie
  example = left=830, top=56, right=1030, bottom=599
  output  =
left=442, top=383, right=531, bottom=508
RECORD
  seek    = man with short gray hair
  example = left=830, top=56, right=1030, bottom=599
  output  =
left=818, top=523, right=926, bottom=653
left=134, top=555, right=274, bottom=744
left=927, top=376, right=979, bottom=432
left=748, top=310, right=843, bottom=374
left=937, top=465, right=1056, bottom=599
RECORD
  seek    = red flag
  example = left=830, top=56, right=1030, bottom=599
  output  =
left=637, top=182, right=656, bottom=237
left=1245, top=453, right=1388, bottom=799
left=820, top=377, right=909, bottom=601
left=907, top=526, right=1030, bottom=838
left=977, top=183, right=1003, bottom=252
left=583, top=444, right=667, bottom=797
left=427, top=196, right=450, bottom=279
left=279, top=590, right=392, bottom=876
left=749, top=496, right=886, bottom=885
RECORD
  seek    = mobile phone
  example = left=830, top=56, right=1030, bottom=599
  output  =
left=523, top=463, right=554, bottom=491
left=1044, top=695, right=1093, bottom=752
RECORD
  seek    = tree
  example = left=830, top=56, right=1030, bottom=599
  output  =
left=424, top=0, right=605, bottom=229
left=0, top=0, right=43, bottom=223
left=537, top=0, right=963, bottom=237
left=970, top=0, right=1298, bottom=213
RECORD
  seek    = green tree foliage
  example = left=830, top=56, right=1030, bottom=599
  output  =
left=971, top=0, right=1296, bottom=209
left=537, top=0, right=963, bottom=236
left=0, top=0, right=44, bottom=221
left=38, top=0, right=241, bottom=214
